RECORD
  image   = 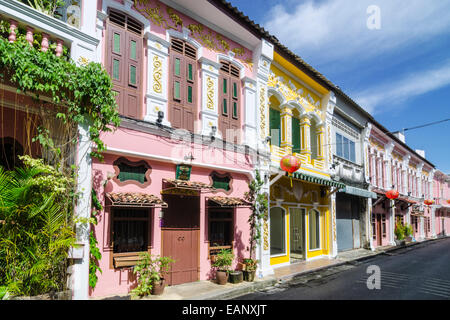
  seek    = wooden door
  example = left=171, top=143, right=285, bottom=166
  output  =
left=162, top=194, right=200, bottom=286
left=376, top=214, right=382, bottom=246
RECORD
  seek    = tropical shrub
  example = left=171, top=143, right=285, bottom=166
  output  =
left=0, top=156, right=76, bottom=297
left=394, top=222, right=405, bottom=241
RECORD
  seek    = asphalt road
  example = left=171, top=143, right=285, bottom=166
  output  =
left=237, top=238, right=450, bottom=300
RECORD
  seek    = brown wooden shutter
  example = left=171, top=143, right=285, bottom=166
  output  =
left=106, top=9, right=143, bottom=119
left=218, top=60, right=240, bottom=144
left=169, top=39, right=197, bottom=132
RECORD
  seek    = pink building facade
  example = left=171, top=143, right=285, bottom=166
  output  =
left=89, top=0, right=269, bottom=297
left=433, top=170, right=450, bottom=237
left=367, top=127, right=435, bottom=249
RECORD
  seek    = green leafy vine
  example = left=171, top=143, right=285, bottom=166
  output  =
left=0, top=26, right=120, bottom=161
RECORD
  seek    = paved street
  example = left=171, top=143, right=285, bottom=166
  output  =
left=237, top=238, right=450, bottom=300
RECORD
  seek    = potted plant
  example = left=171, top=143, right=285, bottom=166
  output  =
left=394, top=222, right=406, bottom=246
left=242, top=258, right=257, bottom=282
left=131, top=253, right=175, bottom=297
left=212, top=249, right=234, bottom=285
left=228, top=270, right=243, bottom=284
left=404, top=224, right=413, bottom=243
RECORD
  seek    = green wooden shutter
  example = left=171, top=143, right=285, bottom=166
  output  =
left=292, top=117, right=301, bottom=153
left=269, top=108, right=281, bottom=147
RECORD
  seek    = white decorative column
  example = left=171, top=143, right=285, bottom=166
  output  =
left=363, top=123, right=374, bottom=250
left=255, top=39, right=273, bottom=278
left=72, top=122, right=92, bottom=300
left=330, top=193, right=338, bottom=257
left=144, top=32, right=171, bottom=126
left=199, top=57, right=221, bottom=137
left=243, top=77, right=258, bottom=149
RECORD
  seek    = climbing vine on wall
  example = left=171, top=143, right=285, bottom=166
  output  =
left=0, top=22, right=120, bottom=161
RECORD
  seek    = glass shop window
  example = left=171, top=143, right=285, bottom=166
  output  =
left=309, top=209, right=321, bottom=250
left=270, top=207, right=286, bottom=255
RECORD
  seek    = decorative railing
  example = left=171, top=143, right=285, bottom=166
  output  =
left=1, top=18, right=68, bottom=57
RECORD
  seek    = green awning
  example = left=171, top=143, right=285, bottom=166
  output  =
left=290, top=171, right=345, bottom=189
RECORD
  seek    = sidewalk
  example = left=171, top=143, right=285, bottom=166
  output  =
left=95, top=237, right=447, bottom=300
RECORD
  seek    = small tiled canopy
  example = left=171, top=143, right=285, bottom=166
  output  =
left=163, top=178, right=216, bottom=190
left=106, top=192, right=168, bottom=208
left=208, top=196, right=251, bottom=207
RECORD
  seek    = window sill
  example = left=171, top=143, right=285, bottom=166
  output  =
left=113, top=253, right=146, bottom=268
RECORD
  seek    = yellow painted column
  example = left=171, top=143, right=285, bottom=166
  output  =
left=300, top=115, right=311, bottom=162
left=316, top=124, right=325, bottom=161
left=280, top=105, right=293, bottom=154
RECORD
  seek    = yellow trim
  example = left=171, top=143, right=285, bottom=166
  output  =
left=269, top=204, right=331, bottom=266
left=274, top=52, right=329, bottom=96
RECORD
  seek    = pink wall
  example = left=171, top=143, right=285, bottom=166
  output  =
left=90, top=127, right=254, bottom=297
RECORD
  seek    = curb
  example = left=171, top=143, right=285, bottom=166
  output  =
left=194, top=277, right=278, bottom=300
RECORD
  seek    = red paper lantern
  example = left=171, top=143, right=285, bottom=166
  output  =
left=280, top=155, right=301, bottom=174
left=424, top=199, right=434, bottom=206
left=385, top=189, right=399, bottom=200
left=280, top=155, right=301, bottom=187
left=446, top=199, right=450, bottom=205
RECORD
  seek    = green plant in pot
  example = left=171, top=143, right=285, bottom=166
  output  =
left=404, top=224, right=413, bottom=242
left=131, top=253, right=175, bottom=297
left=212, top=249, right=234, bottom=285
left=394, top=222, right=406, bottom=246
left=242, top=258, right=257, bottom=282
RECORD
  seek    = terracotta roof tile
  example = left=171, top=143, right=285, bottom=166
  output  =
left=107, top=192, right=167, bottom=208
left=163, top=179, right=215, bottom=190
left=209, top=196, right=251, bottom=207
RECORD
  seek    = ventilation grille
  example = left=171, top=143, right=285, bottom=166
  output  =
left=109, top=9, right=143, bottom=35
left=220, top=60, right=240, bottom=78
left=109, top=10, right=126, bottom=27
left=171, top=39, right=197, bottom=59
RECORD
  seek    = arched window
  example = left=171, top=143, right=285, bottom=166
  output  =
left=0, top=137, right=24, bottom=170
left=218, top=60, right=240, bottom=143
left=169, top=38, right=197, bottom=132
left=270, top=207, right=286, bottom=255
left=309, top=209, right=320, bottom=250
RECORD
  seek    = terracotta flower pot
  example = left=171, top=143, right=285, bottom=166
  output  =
left=216, top=270, right=228, bottom=285
left=151, top=278, right=166, bottom=295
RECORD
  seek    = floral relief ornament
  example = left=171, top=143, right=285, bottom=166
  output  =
left=133, top=0, right=253, bottom=71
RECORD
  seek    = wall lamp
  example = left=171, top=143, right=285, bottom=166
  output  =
left=156, top=111, right=164, bottom=127
left=265, top=136, right=271, bottom=144
left=210, top=125, right=217, bottom=142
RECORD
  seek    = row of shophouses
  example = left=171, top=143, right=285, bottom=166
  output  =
left=0, top=0, right=449, bottom=299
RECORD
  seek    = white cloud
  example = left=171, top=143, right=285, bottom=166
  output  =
left=263, top=0, right=450, bottom=65
left=354, top=60, right=450, bottom=113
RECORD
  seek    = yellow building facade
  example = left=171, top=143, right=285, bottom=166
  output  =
left=265, top=51, right=344, bottom=267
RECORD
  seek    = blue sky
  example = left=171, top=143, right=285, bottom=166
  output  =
left=228, top=0, right=450, bottom=173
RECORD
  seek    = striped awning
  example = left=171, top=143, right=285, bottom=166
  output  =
left=291, top=171, right=345, bottom=189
